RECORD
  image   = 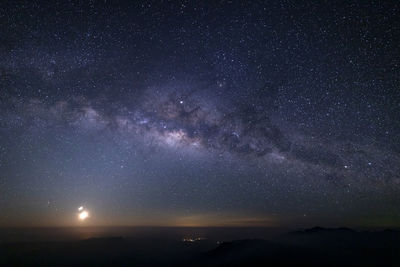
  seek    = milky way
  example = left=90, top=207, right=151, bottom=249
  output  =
left=0, top=1, right=399, bottom=227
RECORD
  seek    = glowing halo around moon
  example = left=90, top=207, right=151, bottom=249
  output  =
left=77, top=206, right=89, bottom=221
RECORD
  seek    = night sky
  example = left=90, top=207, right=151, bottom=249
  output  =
left=1, top=1, right=399, bottom=228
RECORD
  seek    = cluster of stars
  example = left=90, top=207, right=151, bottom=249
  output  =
left=0, top=0, right=399, bottom=228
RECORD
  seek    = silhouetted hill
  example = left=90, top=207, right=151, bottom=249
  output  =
left=200, top=227, right=400, bottom=266
left=1, top=227, right=400, bottom=266
left=294, top=226, right=355, bottom=234
left=200, top=239, right=301, bottom=266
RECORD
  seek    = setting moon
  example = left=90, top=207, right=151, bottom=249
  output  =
left=78, top=207, right=89, bottom=221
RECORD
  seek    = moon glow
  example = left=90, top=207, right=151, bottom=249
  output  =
left=77, top=207, right=89, bottom=221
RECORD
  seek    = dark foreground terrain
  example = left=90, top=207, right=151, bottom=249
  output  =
left=1, top=227, right=399, bottom=266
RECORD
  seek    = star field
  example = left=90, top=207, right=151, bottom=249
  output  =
left=0, top=0, right=399, bottom=228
